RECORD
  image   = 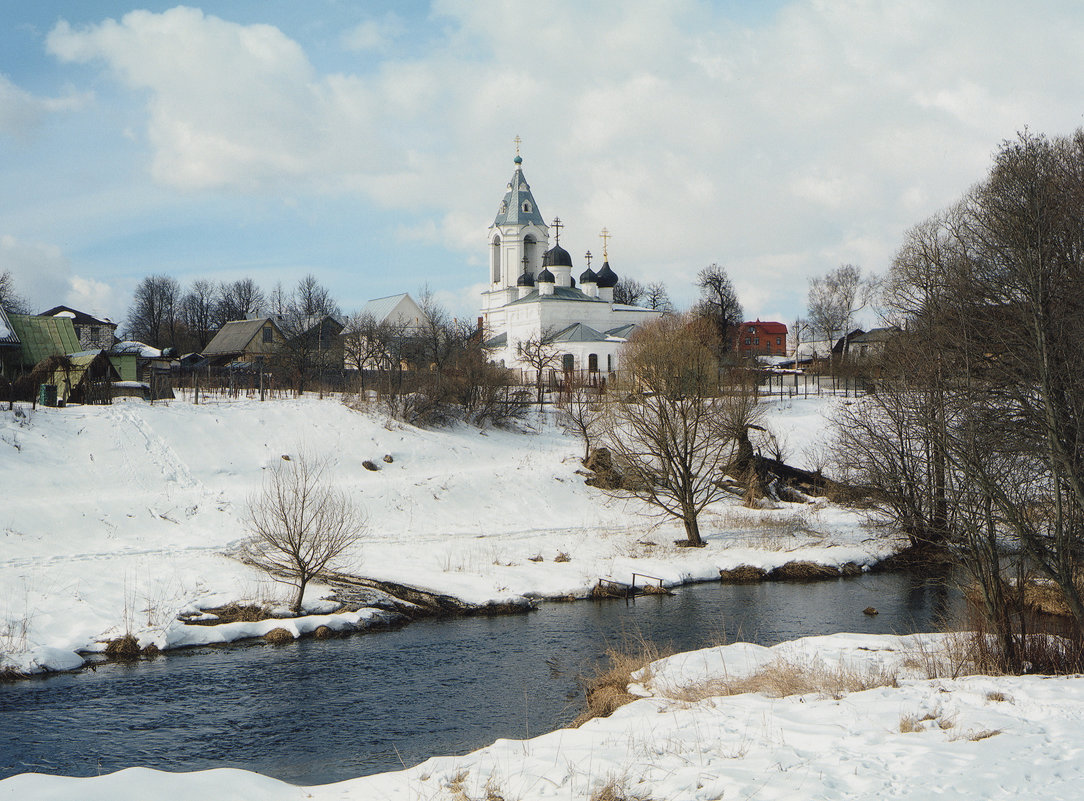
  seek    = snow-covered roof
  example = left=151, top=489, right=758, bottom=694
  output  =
left=0, top=306, right=16, bottom=344
left=109, top=340, right=164, bottom=358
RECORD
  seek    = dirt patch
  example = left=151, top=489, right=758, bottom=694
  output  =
left=184, top=603, right=271, bottom=625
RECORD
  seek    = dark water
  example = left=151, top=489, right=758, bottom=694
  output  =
left=0, top=572, right=957, bottom=785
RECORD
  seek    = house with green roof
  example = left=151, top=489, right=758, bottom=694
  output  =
left=5, top=314, right=81, bottom=370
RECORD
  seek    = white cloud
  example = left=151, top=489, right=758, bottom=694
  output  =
left=42, top=1, right=1084, bottom=320
left=0, top=235, right=119, bottom=318
left=0, top=74, right=89, bottom=139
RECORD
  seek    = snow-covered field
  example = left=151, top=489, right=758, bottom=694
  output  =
left=1, top=393, right=894, bottom=676
left=6, top=632, right=1084, bottom=800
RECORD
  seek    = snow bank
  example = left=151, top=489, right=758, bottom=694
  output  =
left=1, top=394, right=894, bottom=675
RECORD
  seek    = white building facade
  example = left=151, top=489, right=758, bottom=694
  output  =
left=481, top=154, right=661, bottom=374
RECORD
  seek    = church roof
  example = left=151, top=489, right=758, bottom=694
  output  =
left=604, top=323, right=637, bottom=339
left=483, top=331, right=508, bottom=349
left=493, top=162, right=546, bottom=227
left=595, top=261, right=618, bottom=288
left=542, top=243, right=573, bottom=268
left=551, top=322, right=607, bottom=343
left=504, top=286, right=605, bottom=306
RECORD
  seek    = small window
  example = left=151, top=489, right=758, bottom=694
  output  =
left=776, top=337, right=782, bottom=345
left=754, top=338, right=759, bottom=345
left=562, top=353, right=574, bottom=371
left=607, top=354, right=613, bottom=371
left=263, top=326, right=273, bottom=343
left=745, top=338, right=751, bottom=345
left=588, top=354, right=598, bottom=372
left=522, top=201, right=532, bottom=213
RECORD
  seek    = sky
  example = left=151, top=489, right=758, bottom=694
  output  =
left=3, top=1, right=1084, bottom=330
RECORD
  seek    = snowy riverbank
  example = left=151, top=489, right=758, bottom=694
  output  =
left=1, top=393, right=900, bottom=675
left=4, top=632, right=1082, bottom=800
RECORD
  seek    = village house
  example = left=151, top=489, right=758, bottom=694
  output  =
left=39, top=306, right=118, bottom=351
left=735, top=320, right=788, bottom=358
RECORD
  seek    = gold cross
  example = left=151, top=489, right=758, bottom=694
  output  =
left=599, top=227, right=611, bottom=259
left=514, top=135, right=522, bottom=156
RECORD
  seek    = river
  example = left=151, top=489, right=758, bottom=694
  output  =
left=0, top=571, right=958, bottom=785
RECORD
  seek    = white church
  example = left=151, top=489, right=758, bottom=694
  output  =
left=481, top=152, right=662, bottom=375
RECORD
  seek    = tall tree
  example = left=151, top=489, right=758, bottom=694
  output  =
left=694, top=264, right=743, bottom=353
left=274, top=275, right=343, bottom=392
left=806, top=263, right=876, bottom=361
left=596, top=314, right=760, bottom=546
left=179, top=279, right=217, bottom=351
left=125, top=274, right=181, bottom=348
left=214, top=278, right=265, bottom=327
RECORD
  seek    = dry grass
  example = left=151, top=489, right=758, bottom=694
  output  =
left=103, top=634, right=141, bottom=660
left=445, top=770, right=510, bottom=801
left=590, top=776, right=655, bottom=801
left=573, top=639, right=674, bottom=726
left=669, top=658, right=899, bottom=703
left=263, top=627, right=294, bottom=644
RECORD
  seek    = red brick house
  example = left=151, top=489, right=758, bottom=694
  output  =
left=735, top=320, right=788, bottom=358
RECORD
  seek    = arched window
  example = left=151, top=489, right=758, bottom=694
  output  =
left=522, top=201, right=532, bottom=213
left=523, top=234, right=536, bottom=271
left=588, top=353, right=599, bottom=372
left=491, top=235, right=501, bottom=283
left=562, top=353, right=575, bottom=372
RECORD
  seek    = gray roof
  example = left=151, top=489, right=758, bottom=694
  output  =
left=203, top=318, right=276, bottom=356
left=604, top=323, right=637, bottom=339
left=483, top=331, right=508, bottom=349
left=360, top=293, right=416, bottom=325
left=551, top=323, right=607, bottom=343
left=505, top=286, right=604, bottom=306
left=0, top=306, right=17, bottom=345
left=493, top=164, right=546, bottom=227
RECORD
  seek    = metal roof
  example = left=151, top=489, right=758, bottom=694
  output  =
left=505, top=286, right=603, bottom=307
left=359, top=293, right=424, bottom=326
left=604, top=323, right=637, bottom=339
left=6, top=314, right=80, bottom=366
left=0, top=306, right=17, bottom=345
left=203, top=318, right=278, bottom=356
left=492, top=165, right=546, bottom=228
left=551, top=323, right=607, bottom=343
left=483, top=331, right=508, bottom=349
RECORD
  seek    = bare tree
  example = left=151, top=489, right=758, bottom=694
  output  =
left=515, top=328, right=561, bottom=408
left=644, top=281, right=673, bottom=312
left=0, top=270, right=30, bottom=315
left=274, top=275, right=343, bottom=393
left=806, top=264, right=876, bottom=368
left=694, top=263, right=743, bottom=355
left=179, top=279, right=217, bottom=351
left=596, top=314, right=759, bottom=546
left=241, top=453, right=366, bottom=615
left=558, top=378, right=601, bottom=462
left=125, top=274, right=181, bottom=347
left=612, top=277, right=646, bottom=306
left=214, top=278, right=265, bottom=327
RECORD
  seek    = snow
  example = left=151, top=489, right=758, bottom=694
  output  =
left=6, top=632, right=1084, bottom=800
left=1, top=393, right=888, bottom=676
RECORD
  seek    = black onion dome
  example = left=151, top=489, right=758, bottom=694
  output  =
left=537, top=266, right=555, bottom=283
left=542, top=244, right=573, bottom=268
left=595, top=261, right=618, bottom=288
left=579, top=266, right=598, bottom=284
left=517, top=270, right=535, bottom=287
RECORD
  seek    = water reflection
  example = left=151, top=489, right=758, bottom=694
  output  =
left=0, top=572, right=961, bottom=785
